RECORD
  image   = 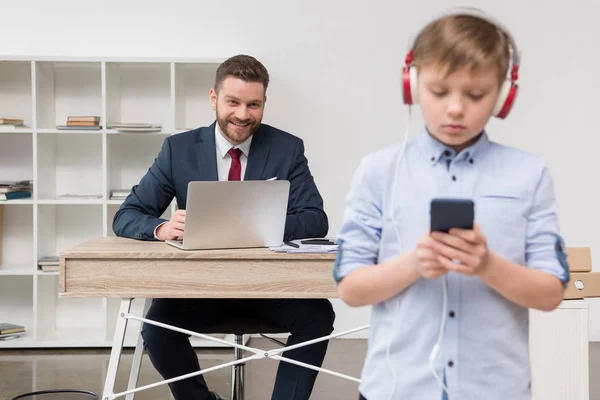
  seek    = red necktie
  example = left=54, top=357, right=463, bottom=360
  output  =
left=227, top=148, right=242, bottom=181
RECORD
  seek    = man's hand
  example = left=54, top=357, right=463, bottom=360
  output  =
left=429, top=223, right=490, bottom=276
left=415, top=231, right=449, bottom=279
left=156, top=210, right=186, bottom=241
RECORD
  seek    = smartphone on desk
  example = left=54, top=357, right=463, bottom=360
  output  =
left=430, top=198, right=474, bottom=233
left=300, top=239, right=336, bottom=245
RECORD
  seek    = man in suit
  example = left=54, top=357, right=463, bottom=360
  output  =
left=113, top=55, right=335, bottom=400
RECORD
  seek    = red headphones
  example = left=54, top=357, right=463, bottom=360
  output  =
left=402, top=7, right=520, bottom=119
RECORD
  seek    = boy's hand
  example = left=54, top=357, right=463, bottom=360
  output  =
left=429, top=223, right=490, bottom=276
left=415, top=231, right=449, bottom=279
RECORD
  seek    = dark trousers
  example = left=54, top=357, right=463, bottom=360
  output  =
left=141, top=298, right=335, bottom=400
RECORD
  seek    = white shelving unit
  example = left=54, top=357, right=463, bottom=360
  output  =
left=0, top=56, right=224, bottom=348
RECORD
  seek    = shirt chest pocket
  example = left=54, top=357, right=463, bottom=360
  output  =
left=475, top=193, right=528, bottom=259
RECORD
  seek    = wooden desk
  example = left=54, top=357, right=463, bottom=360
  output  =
left=60, top=237, right=344, bottom=400
left=59, top=237, right=338, bottom=299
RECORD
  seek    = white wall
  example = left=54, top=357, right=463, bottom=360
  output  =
left=2, top=0, right=599, bottom=339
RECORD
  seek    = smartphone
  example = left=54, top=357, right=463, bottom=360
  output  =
left=300, top=239, right=336, bottom=245
left=430, top=198, right=474, bottom=233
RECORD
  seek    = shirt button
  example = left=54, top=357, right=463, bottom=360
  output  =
left=469, top=158, right=474, bottom=164
left=443, top=150, right=451, bottom=156
left=452, top=176, right=457, bottom=181
left=431, top=156, right=435, bottom=162
left=449, top=311, right=455, bottom=318
left=448, top=360, right=454, bottom=367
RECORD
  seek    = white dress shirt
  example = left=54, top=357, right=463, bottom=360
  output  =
left=214, top=124, right=253, bottom=181
left=154, top=125, right=253, bottom=238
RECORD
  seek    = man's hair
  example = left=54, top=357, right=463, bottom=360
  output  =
left=412, top=14, right=511, bottom=86
left=214, top=54, right=270, bottom=94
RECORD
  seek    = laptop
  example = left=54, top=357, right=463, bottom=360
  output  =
left=165, top=180, right=290, bottom=250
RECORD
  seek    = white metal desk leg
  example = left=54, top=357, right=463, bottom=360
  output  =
left=103, top=298, right=134, bottom=400
left=125, top=299, right=153, bottom=400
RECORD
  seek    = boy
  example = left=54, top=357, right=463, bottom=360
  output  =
left=333, top=8, right=568, bottom=400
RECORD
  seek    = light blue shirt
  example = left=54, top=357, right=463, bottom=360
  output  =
left=333, top=129, right=569, bottom=400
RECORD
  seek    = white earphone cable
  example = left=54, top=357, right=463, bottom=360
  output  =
left=386, top=104, right=449, bottom=398
left=386, top=105, right=411, bottom=400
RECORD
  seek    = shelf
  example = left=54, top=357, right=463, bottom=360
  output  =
left=0, top=264, right=35, bottom=275
left=107, top=133, right=166, bottom=198
left=0, top=60, right=33, bottom=129
left=0, top=200, right=34, bottom=205
left=106, top=62, right=172, bottom=132
left=0, top=129, right=33, bottom=184
left=1, top=56, right=226, bottom=63
left=104, top=129, right=170, bottom=135
left=174, top=62, right=219, bottom=131
left=36, top=129, right=102, bottom=135
left=1, top=56, right=230, bottom=349
left=37, top=204, right=103, bottom=259
left=35, top=61, right=102, bottom=130
left=37, top=275, right=105, bottom=343
left=36, top=199, right=104, bottom=205
left=0, top=128, right=32, bottom=134
left=36, top=133, right=102, bottom=200
left=0, top=276, right=33, bottom=343
left=1, top=203, right=34, bottom=270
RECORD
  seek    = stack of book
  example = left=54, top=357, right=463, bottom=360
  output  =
left=0, top=180, right=32, bottom=201
left=0, top=118, right=26, bottom=129
left=110, top=189, right=131, bottom=200
left=107, top=122, right=162, bottom=133
left=57, top=116, right=101, bottom=130
left=38, top=256, right=60, bottom=272
left=0, top=323, right=26, bottom=341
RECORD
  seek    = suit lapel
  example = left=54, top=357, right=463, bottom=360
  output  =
left=194, top=123, right=218, bottom=181
left=245, top=125, right=272, bottom=180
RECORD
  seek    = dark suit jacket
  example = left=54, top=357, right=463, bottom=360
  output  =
left=112, top=122, right=328, bottom=241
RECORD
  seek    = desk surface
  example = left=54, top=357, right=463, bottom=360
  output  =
left=60, top=237, right=338, bottom=299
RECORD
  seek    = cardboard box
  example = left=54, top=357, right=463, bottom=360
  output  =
left=564, top=272, right=600, bottom=299
left=566, top=247, right=592, bottom=272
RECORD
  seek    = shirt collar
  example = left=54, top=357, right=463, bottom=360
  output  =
left=215, top=123, right=253, bottom=159
left=416, top=127, right=490, bottom=166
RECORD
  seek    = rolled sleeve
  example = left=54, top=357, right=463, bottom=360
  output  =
left=525, top=166, right=569, bottom=284
left=333, top=155, right=383, bottom=283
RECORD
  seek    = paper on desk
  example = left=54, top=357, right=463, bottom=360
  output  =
left=269, top=238, right=338, bottom=253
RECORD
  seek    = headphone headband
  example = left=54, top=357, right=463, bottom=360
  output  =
left=402, top=7, right=521, bottom=119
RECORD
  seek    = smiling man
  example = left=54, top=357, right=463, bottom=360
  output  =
left=113, top=55, right=334, bottom=400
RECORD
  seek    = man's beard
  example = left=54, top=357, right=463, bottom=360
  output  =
left=216, top=109, right=260, bottom=145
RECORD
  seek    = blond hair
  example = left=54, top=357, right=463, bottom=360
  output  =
left=412, top=14, right=511, bottom=86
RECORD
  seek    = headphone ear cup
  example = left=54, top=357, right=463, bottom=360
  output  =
left=402, top=66, right=419, bottom=105
left=493, top=79, right=518, bottom=119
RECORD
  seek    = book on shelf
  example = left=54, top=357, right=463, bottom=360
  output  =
left=56, top=125, right=102, bottom=130
left=0, top=333, right=24, bottom=341
left=107, top=122, right=163, bottom=133
left=0, top=191, right=31, bottom=201
left=0, top=180, right=33, bottom=194
left=0, top=323, right=25, bottom=335
left=0, top=118, right=24, bottom=125
left=110, top=189, right=131, bottom=199
left=58, top=116, right=101, bottom=130
left=68, top=116, right=100, bottom=123
left=56, top=193, right=102, bottom=200
left=38, top=256, right=60, bottom=272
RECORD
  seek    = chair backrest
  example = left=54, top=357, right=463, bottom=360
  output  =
left=10, top=390, right=98, bottom=400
